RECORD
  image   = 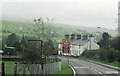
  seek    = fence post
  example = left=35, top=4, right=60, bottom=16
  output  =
left=23, top=64, right=26, bottom=76
left=41, top=63, right=43, bottom=73
left=37, top=64, right=39, bottom=76
left=14, top=62, right=17, bottom=76
left=1, top=62, right=5, bottom=76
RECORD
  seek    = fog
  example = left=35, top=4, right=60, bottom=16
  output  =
left=1, top=0, right=119, bottom=29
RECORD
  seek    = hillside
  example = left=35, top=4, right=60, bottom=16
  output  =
left=53, top=23, right=118, bottom=37
left=2, top=20, right=80, bottom=41
left=2, top=20, right=116, bottom=43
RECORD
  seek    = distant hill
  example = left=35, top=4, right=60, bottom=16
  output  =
left=2, top=20, right=79, bottom=38
left=2, top=20, right=118, bottom=38
left=53, top=23, right=118, bottom=37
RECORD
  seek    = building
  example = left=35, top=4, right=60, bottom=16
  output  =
left=58, top=34, right=99, bottom=56
left=4, top=47, right=17, bottom=55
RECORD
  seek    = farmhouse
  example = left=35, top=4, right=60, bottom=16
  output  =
left=58, top=34, right=99, bottom=56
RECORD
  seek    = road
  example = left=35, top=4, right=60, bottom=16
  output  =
left=59, top=56, right=119, bottom=76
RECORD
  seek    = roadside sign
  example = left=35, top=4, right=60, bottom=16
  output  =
left=42, top=54, right=45, bottom=58
left=62, top=38, right=70, bottom=45
left=62, top=38, right=71, bottom=53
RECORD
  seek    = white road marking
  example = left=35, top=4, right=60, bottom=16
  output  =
left=74, top=66, right=88, bottom=69
left=88, top=65, right=103, bottom=74
left=97, top=71, right=103, bottom=74
left=86, top=66, right=89, bottom=68
left=69, top=65, right=76, bottom=76
left=106, top=71, right=118, bottom=74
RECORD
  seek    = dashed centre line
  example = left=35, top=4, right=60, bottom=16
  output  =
left=86, top=65, right=103, bottom=74
left=74, top=66, right=88, bottom=69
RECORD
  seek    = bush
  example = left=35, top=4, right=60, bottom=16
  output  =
left=81, top=50, right=96, bottom=58
left=107, top=48, right=118, bottom=62
left=43, top=39, right=55, bottom=56
left=98, top=49, right=108, bottom=61
left=22, top=40, right=42, bottom=63
left=81, top=50, right=87, bottom=56
left=7, top=33, right=19, bottom=46
left=13, top=41, right=23, bottom=52
left=118, top=52, right=120, bottom=62
left=97, top=48, right=118, bottom=62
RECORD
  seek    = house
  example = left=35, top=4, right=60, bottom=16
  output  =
left=58, top=34, right=99, bottom=56
left=4, top=47, right=17, bottom=55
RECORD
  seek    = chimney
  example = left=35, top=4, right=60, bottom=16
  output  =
left=76, top=34, right=81, bottom=40
left=89, top=34, right=94, bottom=41
left=65, top=34, right=69, bottom=38
left=83, top=34, right=88, bottom=40
left=71, top=34, right=75, bottom=39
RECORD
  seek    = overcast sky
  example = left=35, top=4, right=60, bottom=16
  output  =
left=0, top=0, right=119, bottom=29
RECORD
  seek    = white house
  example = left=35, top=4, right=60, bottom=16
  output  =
left=58, top=34, right=99, bottom=56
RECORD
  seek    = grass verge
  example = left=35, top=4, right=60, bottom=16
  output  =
left=52, top=62, right=73, bottom=76
left=79, top=56, right=119, bottom=67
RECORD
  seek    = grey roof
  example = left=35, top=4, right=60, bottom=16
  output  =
left=71, top=39, right=90, bottom=46
left=58, top=39, right=90, bottom=46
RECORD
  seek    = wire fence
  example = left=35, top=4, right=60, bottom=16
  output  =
left=1, top=61, right=61, bottom=75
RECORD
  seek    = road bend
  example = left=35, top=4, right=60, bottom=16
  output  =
left=59, top=56, right=119, bottom=76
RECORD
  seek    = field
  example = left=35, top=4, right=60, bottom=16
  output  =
left=0, top=61, right=73, bottom=75
left=2, top=20, right=80, bottom=41
left=1, top=20, right=104, bottom=43
left=1, top=61, right=30, bottom=74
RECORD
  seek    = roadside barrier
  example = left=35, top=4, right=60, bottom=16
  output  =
left=1, top=61, right=61, bottom=75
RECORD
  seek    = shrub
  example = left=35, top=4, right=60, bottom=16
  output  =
left=22, top=41, right=42, bottom=63
left=81, top=50, right=97, bottom=58
left=107, top=48, right=118, bottom=62
left=98, top=49, right=108, bottom=61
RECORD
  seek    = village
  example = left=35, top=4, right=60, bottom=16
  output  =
left=0, top=0, right=120, bottom=76
left=58, top=34, right=99, bottom=57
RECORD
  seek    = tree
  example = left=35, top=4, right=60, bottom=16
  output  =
left=22, top=18, right=57, bottom=63
left=97, top=48, right=108, bottom=61
left=109, top=36, right=120, bottom=62
left=7, top=33, right=19, bottom=46
left=107, top=48, right=118, bottom=62
left=22, top=40, right=42, bottom=63
left=98, top=32, right=110, bottom=49
left=13, top=41, right=22, bottom=52
left=102, top=32, right=109, bottom=40
left=110, top=36, right=119, bottom=50
left=33, top=18, right=54, bottom=40
left=43, top=39, right=54, bottom=56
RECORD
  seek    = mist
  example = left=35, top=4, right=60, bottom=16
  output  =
left=2, top=0, right=119, bottom=29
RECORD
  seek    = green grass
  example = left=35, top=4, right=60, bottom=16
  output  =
left=4, top=61, right=15, bottom=74
left=2, top=20, right=82, bottom=44
left=54, top=62, right=73, bottom=75
left=79, top=56, right=119, bottom=67
left=2, top=20, right=81, bottom=37
left=1, top=61, right=74, bottom=75
left=1, top=61, right=30, bottom=74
